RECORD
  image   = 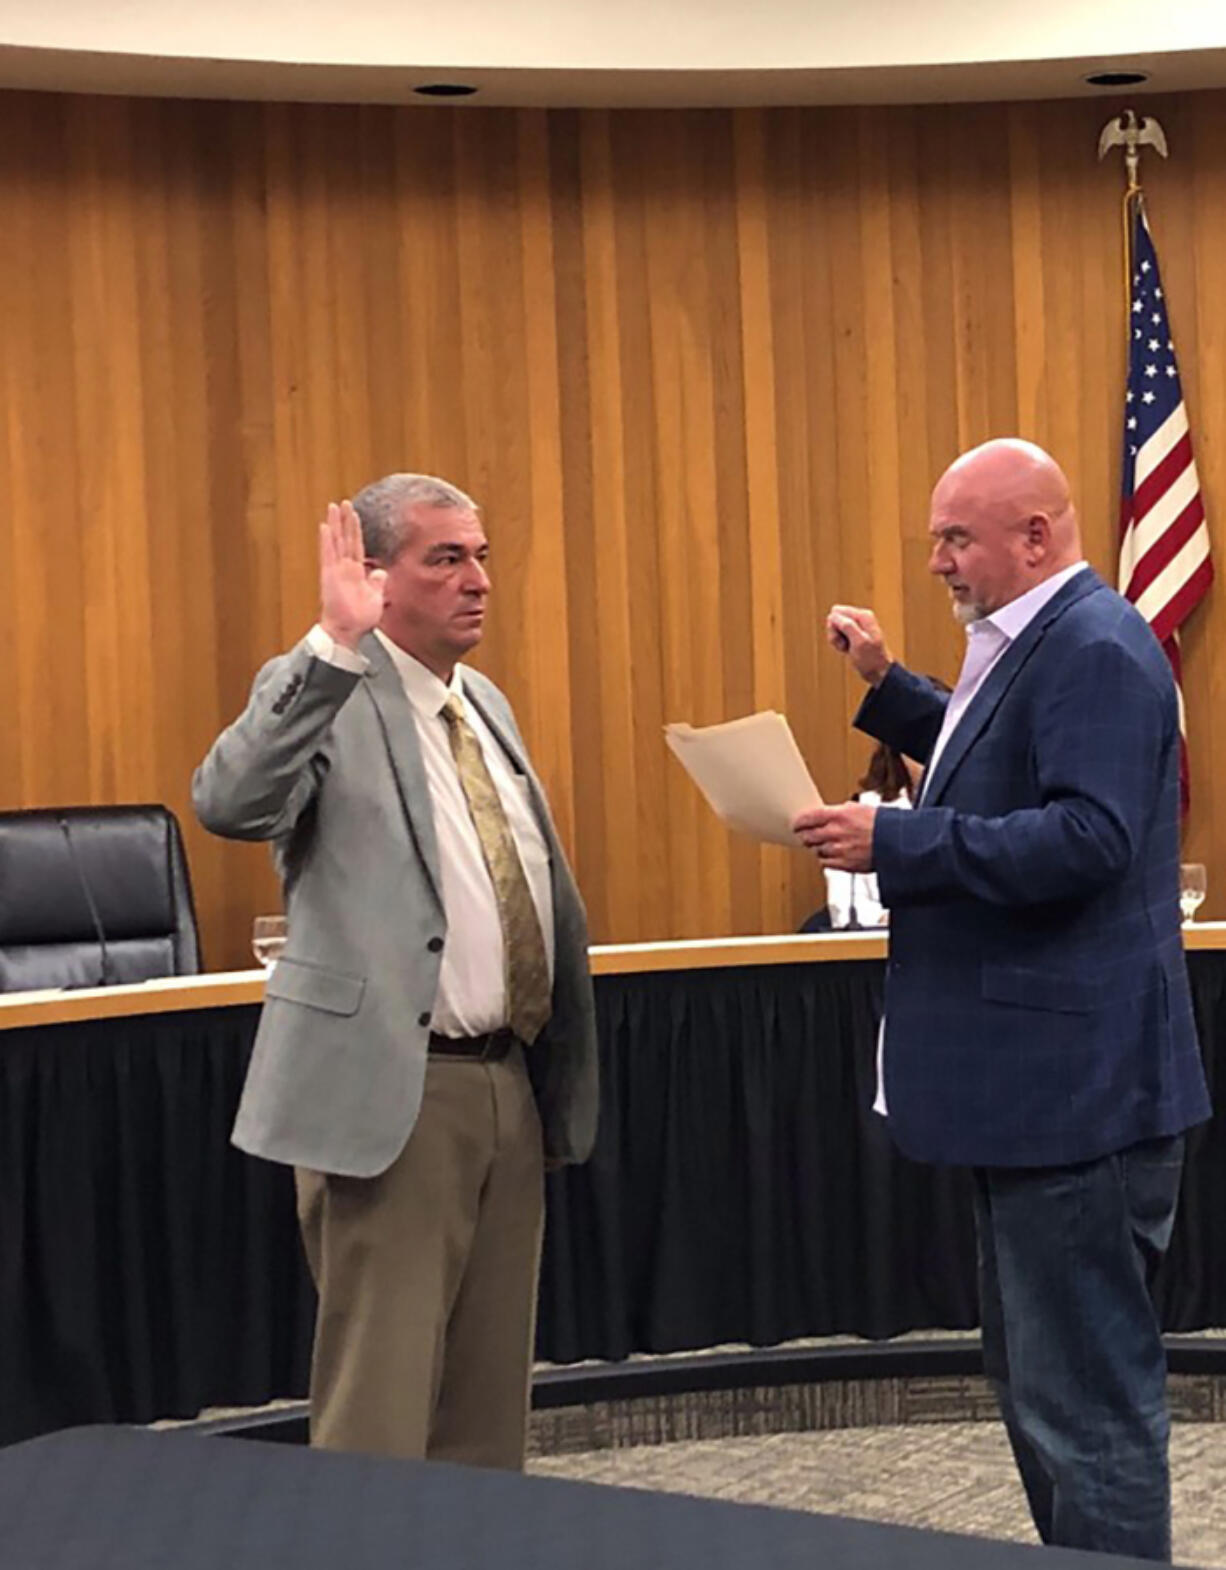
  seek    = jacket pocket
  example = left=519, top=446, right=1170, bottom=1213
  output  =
left=980, top=963, right=1092, bottom=1015
left=265, top=957, right=366, bottom=1016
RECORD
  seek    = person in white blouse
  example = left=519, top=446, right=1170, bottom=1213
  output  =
left=822, top=744, right=919, bottom=928
left=819, top=683, right=950, bottom=930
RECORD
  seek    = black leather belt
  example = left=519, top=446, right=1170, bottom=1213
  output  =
left=427, top=1027, right=518, bottom=1062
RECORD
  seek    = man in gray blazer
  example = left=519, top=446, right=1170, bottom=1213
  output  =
left=193, top=473, right=598, bottom=1469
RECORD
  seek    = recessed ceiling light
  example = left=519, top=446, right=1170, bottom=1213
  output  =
left=412, top=83, right=479, bottom=97
left=1083, top=70, right=1151, bottom=87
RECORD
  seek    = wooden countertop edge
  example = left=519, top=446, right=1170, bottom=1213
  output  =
left=2, top=925, right=1223, bottom=1030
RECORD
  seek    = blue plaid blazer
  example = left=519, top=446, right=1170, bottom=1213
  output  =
left=859, top=567, right=1210, bottom=1168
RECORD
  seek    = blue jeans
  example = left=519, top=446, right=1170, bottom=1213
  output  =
left=973, top=1135, right=1185, bottom=1562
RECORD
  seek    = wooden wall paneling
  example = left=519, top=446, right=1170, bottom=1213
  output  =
left=62, top=99, right=150, bottom=805
left=643, top=111, right=735, bottom=938
left=195, top=103, right=285, bottom=948
left=454, top=109, right=516, bottom=515
left=578, top=110, right=639, bottom=940
left=331, top=110, right=380, bottom=494
left=902, top=109, right=963, bottom=690
left=760, top=110, right=830, bottom=926
left=764, top=108, right=820, bottom=799
left=1161, top=96, right=1219, bottom=869
left=912, top=110, right=962, bottom=494
left=4, top=90, right=1226, bottom=964
left=548, top=113, right=609, bottom=936
left=514, top=109, right=577, bottom=854
left=262, top=103, right=318, bottom=654
left=0, top=101, right=40, bottom=805
left=294, top=108, right=351, bottom=504
left=1007, top=102, right=1050, bottom=444
left=6, top=100, right=90, bottom=810
left=639, top=113, right=703, bottom=938
left=603, top=115, right=671, bottom=941
left=389, top=109, right=468, bottom=486
left=732, top=108, right=795, bottom=935
left=796, top=107, right=850, bottom=812
left=819, top=108, right=880, bottom=797
left=223, top=102, right=282, bottom=684
left=350, top=106, right=402, bottom=482
left=0, top=133, right=16, bottom=806
left=159, top=102, right=253, bottom=949
left=135, top=101, right=219, bottom=938
left=856, top=108, right=907, bottom=692
left=195, top=111, right=257, bottom=721
left=702, top=110, right=766, bottom=935
left=1071, top=113, right=1119, bottom=572
left=1185, top=95, right=1226, bottom=873
left=944, top=105, right=1014, bottom=452
left=696, top=107, right=738, bottom=925
left=454, top=107, right=532, bottom=688
left=882, top=109, right=946, bottom=695
left=1034, top=105, right=1092, bottom=515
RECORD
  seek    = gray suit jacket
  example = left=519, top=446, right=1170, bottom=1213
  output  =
left=192, top=633, right=599, bottom=1178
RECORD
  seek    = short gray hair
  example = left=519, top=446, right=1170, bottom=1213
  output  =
left=351, top=473, right=478, bottom=565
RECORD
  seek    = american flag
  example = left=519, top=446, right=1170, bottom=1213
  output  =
left=1118, top=198, right=1212, bottom=807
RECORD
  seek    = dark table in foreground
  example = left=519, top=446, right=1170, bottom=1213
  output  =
left=0, top=1426, right=1182, bottom=1570
left=4, top=933, right=1226, bottom=1444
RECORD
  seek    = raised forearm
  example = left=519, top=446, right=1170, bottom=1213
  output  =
left=193, top=643, right=359, bottom=840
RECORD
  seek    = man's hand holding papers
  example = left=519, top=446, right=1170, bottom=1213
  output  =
left=792, top=802, right=877, bottom=872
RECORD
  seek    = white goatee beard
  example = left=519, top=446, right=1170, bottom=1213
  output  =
left=952, top=598, right=985, bottom=627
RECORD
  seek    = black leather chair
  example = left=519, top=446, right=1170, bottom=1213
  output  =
left=0, top=805, right=202, bottom=991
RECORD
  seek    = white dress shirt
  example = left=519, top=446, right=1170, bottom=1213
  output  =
left=875, top=561, right=1087, bottom=1115
left=919, top=562, right=1088, bottom=802
left=305, top=624, right=555, bottom=1036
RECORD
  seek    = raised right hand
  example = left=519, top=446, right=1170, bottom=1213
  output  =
left=826, top=605, right=893, bottom=686
left=319, top=501, right=386, bottom=650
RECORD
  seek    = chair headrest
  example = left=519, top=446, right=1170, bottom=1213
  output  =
left=0, top=806, right=184, bottom=944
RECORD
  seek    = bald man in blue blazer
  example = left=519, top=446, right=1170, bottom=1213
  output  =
left=796, top=439, right=1209, bottom=1563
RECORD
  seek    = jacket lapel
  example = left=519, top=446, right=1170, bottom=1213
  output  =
left=359, top=635, right=445, bottom=910
left=922, top=569, right=1103, bottom=807
left=462, top=678, right=570, bottom=911
left=463, top=684, right=530, bottom=775
left=462, top=683, right=555, bottom=837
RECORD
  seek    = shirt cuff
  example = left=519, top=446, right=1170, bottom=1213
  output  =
left=306, top=623, right=369, bottom=674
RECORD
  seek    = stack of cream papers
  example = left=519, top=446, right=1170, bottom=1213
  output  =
left=665, top=711, right=822, bottom=848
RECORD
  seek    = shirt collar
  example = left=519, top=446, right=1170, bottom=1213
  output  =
left=978, top=561, right=1088, bottom=644
left=374, top=629, right=465, bottom=719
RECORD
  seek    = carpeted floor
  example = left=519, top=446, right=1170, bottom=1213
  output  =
left=181, top=1346, right=1226, bottom=1565
left=529, top=1421, right=1226, bottom=1568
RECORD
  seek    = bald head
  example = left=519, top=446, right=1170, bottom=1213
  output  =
left=928, top=438, right=1082, bottom=622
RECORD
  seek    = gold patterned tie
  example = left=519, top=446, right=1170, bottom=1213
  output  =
left=441, top=694, right=552, bottom=1044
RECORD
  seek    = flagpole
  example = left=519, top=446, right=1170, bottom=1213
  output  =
left=1097, top=109, right=1166, bottom=320
left=1122, top=187, right=1137, bottom=324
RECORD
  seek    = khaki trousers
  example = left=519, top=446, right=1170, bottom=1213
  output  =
left=295, top=1045, right=544, bottom=1468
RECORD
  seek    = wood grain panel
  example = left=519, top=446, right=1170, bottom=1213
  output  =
left=732, top=108, right=793, bottom=935
left=2, top=88, right=1225, bottom=968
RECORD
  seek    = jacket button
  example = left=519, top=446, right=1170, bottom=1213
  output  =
left=427, top=937, right=443, bottom=953
left=418, top=1011, right=431, bottom=1027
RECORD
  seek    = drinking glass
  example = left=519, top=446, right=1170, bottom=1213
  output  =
left=252, top=915, right=288, bottom=968
left=1179, top=864, right=1207, bottom=926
